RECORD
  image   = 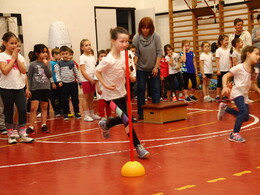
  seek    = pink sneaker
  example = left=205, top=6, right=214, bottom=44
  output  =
left=178, top=95, right=185, bottom=101
left=217, top=102, right=227, bottom=121
left=172, top=96, right=178, bottom=102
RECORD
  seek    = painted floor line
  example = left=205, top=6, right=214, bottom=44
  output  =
left=0, top=124, right=258, bottom=169
left=166, top=122, right=216, bottom=132
left=1, top=114, right=259, bottom=146
left=175, top=185, right=196, bottom=191
left=207, top=178, right=226, bottom=183
left=233, top=171, right=252, bottom=176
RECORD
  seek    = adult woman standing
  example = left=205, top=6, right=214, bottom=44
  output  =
left=228, top=18, right=252, bottom=48
left=133, top=17, right=162, bottom=120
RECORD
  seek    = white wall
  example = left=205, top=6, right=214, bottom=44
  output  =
left=0, top=0, right=96, bottom=64
left=0, top=0, right=248, bottom=64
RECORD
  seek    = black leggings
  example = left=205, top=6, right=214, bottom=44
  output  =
left=0, top=88, right=26, bottom=129
left=182, top=72, right=197, bottom=90
left=106, top=97, right=140, bottom=147
left=168, top=72, right=184, bottom=92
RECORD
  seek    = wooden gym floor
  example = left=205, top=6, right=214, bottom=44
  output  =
left=0, top=91, right=259, bottom=195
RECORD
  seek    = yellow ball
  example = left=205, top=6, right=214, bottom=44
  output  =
left=121, top=161, right=146, bottom=177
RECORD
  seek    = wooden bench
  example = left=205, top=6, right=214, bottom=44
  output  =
left=142, top=102, right=188, bottom=124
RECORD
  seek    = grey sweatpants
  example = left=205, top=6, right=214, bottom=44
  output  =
left=0, top=95, right=6, bottom=130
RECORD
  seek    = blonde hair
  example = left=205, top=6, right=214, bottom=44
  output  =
left=80, top=39, right=90, bottom=54
left=181, top=40, right=190, bottom=47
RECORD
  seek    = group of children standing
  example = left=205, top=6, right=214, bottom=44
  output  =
left=160, top=34, right=254, bottom=104
left=0, top=29, right=150, bottom=158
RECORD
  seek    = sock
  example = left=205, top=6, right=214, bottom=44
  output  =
left=29, top=126, right=34, bottom=129
left=190, top=94, right=194, bottom=97
left=90, top=109, right=94, bottom=115
left=85, top=110, right=90, bottom=116
left=7, top=128, right=13, bottom=136
left=179, top=93, right=183, bottom=97
left=42, top=124, right=46, bottom=127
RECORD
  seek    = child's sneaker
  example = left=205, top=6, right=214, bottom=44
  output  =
left=12, top=130, right=20, bottom=139
left=135, top=144, right=150, bottom=159
left=1, top=129, right=7, bottom=135
left=68, top=112, right=73, bottom=117
left=55, top=112, right=61, bottom=117
left=84, top=115, right=94, bottom=122
left=19, top=128, right=34, bottom=143
left=26, top=127, right=35, bottom=134
left=63, top=114, right=69, bottom=121
left=203, top=96, right=211, bottom=102
left=172, top=96, right=178, bottom=102
left=7, top=129, right=18, bottom=144
left=90, top=114, right=101, bottom=120
left=162, top=97, right=168, bottom=101
left=216, top=96, right=221, bottom=102
left=190, top=95, right=198, bottom=102
left=101, top=117, right=107, bottom=121
left=41, top=125, right=50, bottom=133
left=19, top=134, right=35, bottom=143
left=229, top=133, right=246, bottom=143
left=217, top=102, right=227, bottom=121
left=222, top=96, right=229, bottom=102
left=184, top=97, right=192, bottom=103
left=75, top=113, right=81, bottom=119
left=98, top=120, right=110, bottom=139
left=8, top=136, right=17, bottom=144
left=209, top=96, right=216, bottom=102
left=178, top=95, right=185, bottom=101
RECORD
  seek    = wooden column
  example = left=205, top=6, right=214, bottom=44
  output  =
left=168, top=0, right=174, bottom=47
left=219, top=0, right=224, bottom=35
left=247, top=8, right=253, bottom=33
left=192, top=1, right=199, bottom=67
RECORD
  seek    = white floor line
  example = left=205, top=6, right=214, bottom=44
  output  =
left=36, top=114, right=259, bottom=144
left=0, top=124, right=259, bottom=169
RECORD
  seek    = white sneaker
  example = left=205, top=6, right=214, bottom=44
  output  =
left=12, top=130, right=20, bottom=139
left=84, top=115, right=94, bottom=122
left=90, top=114, right=101, bottom=120
left=19, top=134, right=35, bottom=143
left=8, top=136, right=17, bottom=144
left=248, top=98, right=254, bottom=103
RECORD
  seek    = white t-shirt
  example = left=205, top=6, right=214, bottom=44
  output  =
left=96, top=51, right=126, bottom=101
left=230, top=63, right=251, bottom=103
left=0, top=52, right=25, bottom=89
left=79, top=54, right=96, bottom=82
left=165, top=53, right=180, bottom=74
left=231, top=50, right=241, bottom=64
left=200, top=52, right=213, bottom=74
left=215, top=47, right=231, bottom=72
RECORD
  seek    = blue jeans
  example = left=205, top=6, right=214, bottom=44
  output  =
left=136, top=70, right=161, bottom=117
left=225, top=96, right=249, bottom=133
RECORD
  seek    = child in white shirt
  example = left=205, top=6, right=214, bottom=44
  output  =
left=200, top=41, right=215, bottom=102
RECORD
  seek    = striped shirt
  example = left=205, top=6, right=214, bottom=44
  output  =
left=55, top=60, right=81, bottom=83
